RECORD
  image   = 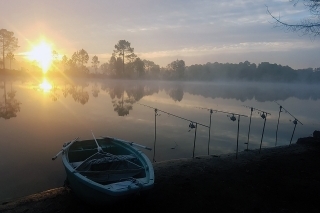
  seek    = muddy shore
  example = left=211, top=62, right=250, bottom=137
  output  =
left=1, top=137, right=320, bottom=213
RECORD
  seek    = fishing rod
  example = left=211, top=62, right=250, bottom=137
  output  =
left=274, top=101, right=303, bottom=125
left=274, top=101, right=303, bottom=146
left=196, top=106, right=248, bottom=159
left=139, top=103, right=209, bottom=128
left=197, top=106, right=248, bottom=118
left=243, top=105, right=271, bottom=152
left=137, top=103, right=209, bottom=161
left=275, top=102, right=282, bottom=146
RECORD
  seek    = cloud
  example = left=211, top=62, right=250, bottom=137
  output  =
left=139, top=40, right=320, bottom=59
left=1, top=0, right=319, bottom=69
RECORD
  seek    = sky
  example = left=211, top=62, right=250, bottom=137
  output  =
left=1, top=0, right=320, bottom=69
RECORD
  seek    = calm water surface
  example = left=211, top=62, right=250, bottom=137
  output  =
left=1, top=77, right=319, bottom=202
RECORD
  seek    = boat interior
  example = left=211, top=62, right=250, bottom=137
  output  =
left=66, top=138, right=146, bottom=184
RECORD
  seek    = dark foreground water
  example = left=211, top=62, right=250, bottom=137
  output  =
left=1, top=77, right=319, bottom=202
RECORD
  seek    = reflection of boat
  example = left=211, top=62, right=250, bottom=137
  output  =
left=56, top=136, right=154, bottom=205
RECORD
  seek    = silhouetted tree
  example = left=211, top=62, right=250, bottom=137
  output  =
left=108, top=56, right=123, bottom=77
left=0, top=29, right=19, bottom=71
left=143, top=59, right=160, bottom=78
left=267, top=0, right=320, bottom=36
left=91, top=55, right=100, bottom=73
left=134, top=58, right=145, bottom=77
left=61, top=55, right=68, bottom=63
left=71, top=52, right=79, bottom=65
left=78, top=49, right=89, bottom=66
left=61, top=55, right=68, bottom=71
left=100, top=62, right=110, bottom=75
left=50, top=50, right=60, bottom=72
left=165, top=59, right=185, bottom=80
left=71, top=49, right=89, bottom=74
left=6, top=52, right=15, bottom=70
left=52, top=50, right=59, bottom=61
left=113, top=40, right=137, bottom=76
left=67, top=58, right=77, bottom=72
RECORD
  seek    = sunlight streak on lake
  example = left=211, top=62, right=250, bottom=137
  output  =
left=39, top=78, right=53, bottom=93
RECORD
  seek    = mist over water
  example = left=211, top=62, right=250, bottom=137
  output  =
left=0, top=78, right=319, bottom=202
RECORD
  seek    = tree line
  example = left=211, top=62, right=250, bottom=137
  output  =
left=1, top=28, right=320, bottom=83
left=185, top=61, right=320, bottom=83
left=57, top=40, right=162, bottom=79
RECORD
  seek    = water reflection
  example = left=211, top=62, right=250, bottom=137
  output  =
left=6, top=79, right=320, bottom=116
left=59, top=80, right=320, bottom=104
left=166, top=84, right=184, bottom=102
left=101, top=82, right=159, bottom=116
left=92, top=83, right=100, bottom=98
left=0, top=81, right=21, bottom=119
left=185, top=82, right=320, bottom=102
left=69, top=85, right=90, bottom=105
left=35, top=79, right=59, bottom=101
left=35, top=79, right=90, bottom=104
left=1, top=78, right=319, bottom=203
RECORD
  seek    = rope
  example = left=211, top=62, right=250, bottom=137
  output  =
left=118, top=177, right=143, bottom=190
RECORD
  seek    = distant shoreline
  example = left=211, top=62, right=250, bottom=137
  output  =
left=1, top=60, right=320, bottom=84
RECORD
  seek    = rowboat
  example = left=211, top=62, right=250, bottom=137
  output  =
left=52, top=134, right=154, bottom=205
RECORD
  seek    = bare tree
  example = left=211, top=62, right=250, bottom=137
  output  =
left=267, top=0, right=320, bottom=37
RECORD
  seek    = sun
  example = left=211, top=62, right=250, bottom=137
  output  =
left=26, top=40, right=53, bottom=73
left=39, top=78, right=53, bottom=93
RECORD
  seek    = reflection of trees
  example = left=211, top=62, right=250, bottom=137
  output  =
left=166, top=85, right=184, bottom=102
left=4, top=79, right=320, bottom=120
left=0, top=81, right=21, bottom=119
left=49, top=84, right=59, bottom=101
left=107, top=80, right=320, bottom=103
left=62, top=84, right=69, bottom=98
left=108, top=84, right=124, bottom=100
left=101, top=81, right=160, bottom=116
left=92, top=83, right=100, bottom=98
left=184, top=82, right=320, bottom=102
left=126, top=85, right=145, bottom=101
left=109, top=85, right=135, bottom=116
left=112, top=93, right=135, bottom=116
left=33, top=80, right=92, bottom=104
left=69, top=85, right=89, bottom=105
left=59, top=82, right=90, bottom=105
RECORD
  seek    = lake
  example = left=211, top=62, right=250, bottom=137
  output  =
left=1, top=76, right=319, bottom=202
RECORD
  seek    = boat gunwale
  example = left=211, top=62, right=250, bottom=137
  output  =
left=61, top=137, right=154, bottom=196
